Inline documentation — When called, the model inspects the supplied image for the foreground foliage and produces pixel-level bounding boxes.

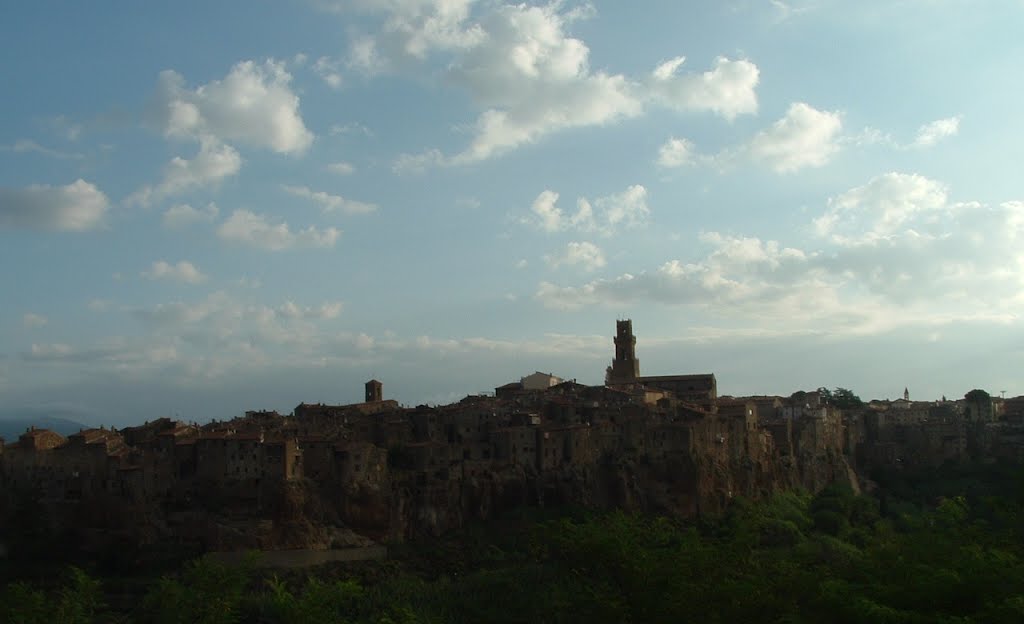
[4,464,1024,623]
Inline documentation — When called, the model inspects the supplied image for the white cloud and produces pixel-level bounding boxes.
[131,138,241,205]
[536,173,1024,335]
[152,59,313,154]
[845,126,895,148]
[530,190,564,233]
[445,3,642,163]
[373,3,758,167]
[746,102,842,172]
[348,34,388,74]
[313,56,343,89]
[117,291,353,378]
[279,300,344,319]
[647,56,760,120]
[339,0,484,73]
[142,260,208,284]
[1,139,83,160]
[598,185,649,232]
[25,343,74,361]
[911,115,961,149]
[0,179,108,231]
[281,185,377,215]
[217,210,340,250]
[814,172,949,245]
[546,241,606,272]
[526,184,648,235]
[326,161,355,175]
[393,148,446,174]
[162,202,220,229]
[329,122,373,137]
[23,313,48,328]
[48,115,83,141]
[537,234,812,311]
[768,0,814,23]
[657,137,695,168]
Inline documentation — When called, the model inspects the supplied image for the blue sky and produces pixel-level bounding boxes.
[2,1,1023,426]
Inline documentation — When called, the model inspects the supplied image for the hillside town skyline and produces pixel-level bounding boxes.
[1,317,1012,430]
[4,317,1021,559]
[2,318,1012,433]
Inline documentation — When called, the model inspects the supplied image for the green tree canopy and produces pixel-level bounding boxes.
[965,388,991,402]
[818,387,863,409]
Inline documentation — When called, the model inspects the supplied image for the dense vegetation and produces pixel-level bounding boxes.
[3,463,1024,623]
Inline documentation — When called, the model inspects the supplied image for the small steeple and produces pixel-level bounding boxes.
[903,387,909,401]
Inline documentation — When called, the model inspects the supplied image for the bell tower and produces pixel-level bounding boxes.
[606,319,640,385]
[365,379,383,403]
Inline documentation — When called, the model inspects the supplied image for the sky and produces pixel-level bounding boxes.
[2,1,1023,427]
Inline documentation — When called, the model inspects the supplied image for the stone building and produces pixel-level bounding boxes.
[606,319,640,385]
[521,371,565,391]
[365,379,383,403]
[604,319,717,411]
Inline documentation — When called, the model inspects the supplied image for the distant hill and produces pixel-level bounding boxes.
[0,409,90,442]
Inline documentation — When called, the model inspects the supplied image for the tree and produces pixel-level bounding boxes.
[818,387,863,409]
[965,389,991,403]
[833,388,863,409]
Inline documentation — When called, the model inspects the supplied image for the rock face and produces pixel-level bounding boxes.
[8,385,1024,559]
[0,379,880,559]
[290,406,858,543]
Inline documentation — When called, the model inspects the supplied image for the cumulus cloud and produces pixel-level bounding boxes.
[443,3,642,162]
[326,161,355,175]
[646,56,759,119]
[657,137,695,168]
[313,56,343,89]
[545,241,606,272]
[338,0,484,73]
[151,59,313,154]
[23,313,48,328]
[537,234,812,311]
[162,202,219,229]
[217,209,340,250]
[1,139,83,160]
[23,343,74,361]
[530,190,567,233]
[392,148,447,174]
[536,173,1024,334]
[142,260,208,284]
[814,172,949,245]
[684,108,955,173]
[329,122,373,137]
[910,115,961,149]
[0,179,108,231]
[526,185,648,235]
[746,102,842,172]
[281,185,377,215]
[279,300,344,319]
[128,292,349,368]
[131,138,241,205]
[19,340,179,368]
[598,185,650,232]
[375,2,758,167]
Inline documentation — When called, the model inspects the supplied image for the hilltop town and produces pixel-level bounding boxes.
[2,320,1023,556]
